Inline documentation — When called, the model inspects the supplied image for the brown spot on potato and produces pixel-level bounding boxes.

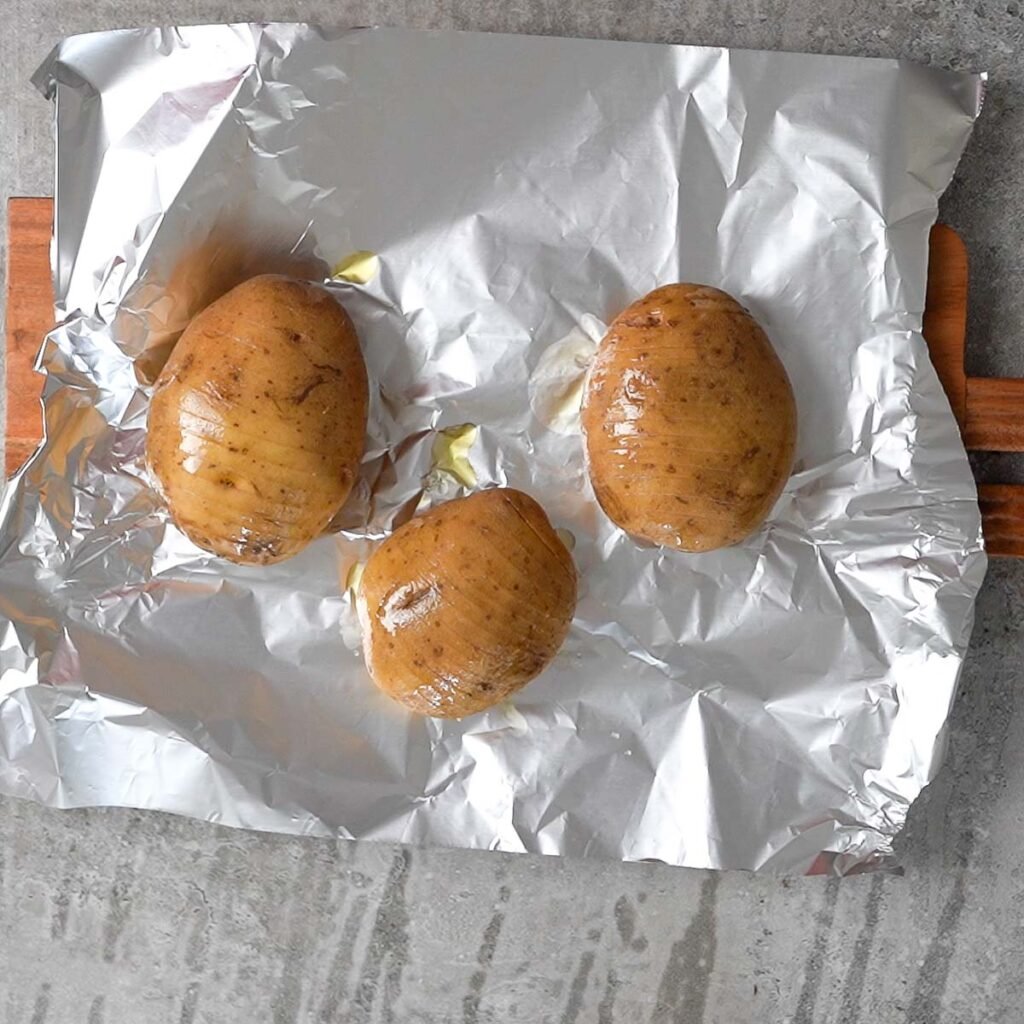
[293,375,325,405]
[622,310,664,329]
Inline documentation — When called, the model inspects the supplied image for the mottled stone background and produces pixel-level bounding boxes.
[2,2,1023,1021]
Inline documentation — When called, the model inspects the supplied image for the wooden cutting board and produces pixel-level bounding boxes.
[5,196,1024,555]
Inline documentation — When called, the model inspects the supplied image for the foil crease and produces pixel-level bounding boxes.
[0,25,987,872]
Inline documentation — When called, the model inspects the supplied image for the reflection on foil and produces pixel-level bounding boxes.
[0,26,987,873]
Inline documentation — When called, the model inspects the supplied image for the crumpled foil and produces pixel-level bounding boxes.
[0,25,987,873]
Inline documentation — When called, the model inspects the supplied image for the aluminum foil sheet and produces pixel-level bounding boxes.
[0,25,986,873]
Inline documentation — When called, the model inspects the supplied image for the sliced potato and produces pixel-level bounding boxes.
[582,283,797,552]
[147,274,368,564]
[358,488,577,718]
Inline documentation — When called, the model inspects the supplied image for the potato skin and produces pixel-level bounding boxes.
[581,284,797,552]
[147,275,368,564]
[358,488,577,718]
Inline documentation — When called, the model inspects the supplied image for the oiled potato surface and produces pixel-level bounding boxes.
[359,488,577,718]
[148,275,368,564]
[582,284,796,552]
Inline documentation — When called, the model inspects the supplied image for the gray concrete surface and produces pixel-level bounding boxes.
[2,2,1024,1022]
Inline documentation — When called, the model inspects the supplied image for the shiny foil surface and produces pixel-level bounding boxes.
[0,25,986,872]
